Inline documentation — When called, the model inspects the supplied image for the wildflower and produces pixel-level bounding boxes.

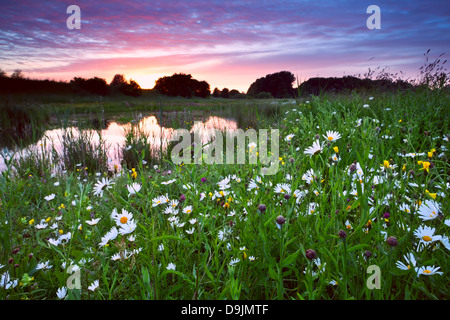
[44,194,56,201]
[387,236,398,247]
[274,183,291,195]
[415,265,443,277]
[186,228,195,234]
[167,263,176,271]
[113,209,134,226]
[305,249,316,260]
[131,168,137,180]
[257,204,266,213]
[333,146,339,153]
[161,179,176,185]
[229,258,240,266]
[339,230,347,239]
[276,215,286,229]
[396,253,417,271]
[86,280,100,292]
[36,261,53,270]
[98,227,118,247]
[285,134,295,142]
[414,225,442,248]
[29,219,35,225]
[118,220,137,235]
[323,131,341,142]
[56,287,67,299]
[127,182,141,195]
[183,205,193,214]
[417,200,441,221]
[86,218,101,226]
[304,140,322,156]
[93,177,114,197]
[344,220,352,230]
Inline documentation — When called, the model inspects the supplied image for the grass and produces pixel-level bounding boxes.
[0,88,448,300]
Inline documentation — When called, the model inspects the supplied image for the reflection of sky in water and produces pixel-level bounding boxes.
[0,115,238,172]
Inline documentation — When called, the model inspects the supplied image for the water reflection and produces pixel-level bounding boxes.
[0,114,238,172]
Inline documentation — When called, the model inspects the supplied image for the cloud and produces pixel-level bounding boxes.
[0,0,449,91]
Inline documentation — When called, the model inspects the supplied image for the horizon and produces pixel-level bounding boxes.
[1,1,449,92]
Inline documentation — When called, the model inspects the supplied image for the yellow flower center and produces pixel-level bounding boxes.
[120,216,128,224]
[328,136,333,141]
[346,225,351,229]
[422,235,432,242]
[423,270,431,274]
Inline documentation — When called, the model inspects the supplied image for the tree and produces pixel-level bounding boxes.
[109,74,142,96]
[70,77,109,95]
[247,71,295,98]
[212,87,221,97]
[0,68,7,78]
[220,88,229,98]
[11,69,24,79]
[153,73,211,98]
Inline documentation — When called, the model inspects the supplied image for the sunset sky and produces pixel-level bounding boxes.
[1,0,449,92]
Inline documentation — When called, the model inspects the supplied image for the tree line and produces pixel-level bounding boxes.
[1,67,443,99]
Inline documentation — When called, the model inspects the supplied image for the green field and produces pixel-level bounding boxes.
[0,88,449,300]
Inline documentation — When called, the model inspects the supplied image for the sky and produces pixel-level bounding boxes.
[1,0,449,92]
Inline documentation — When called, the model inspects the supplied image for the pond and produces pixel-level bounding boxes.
[0,111,240,173]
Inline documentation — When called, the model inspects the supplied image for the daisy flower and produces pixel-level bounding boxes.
[285,134,295,142]
[396,253,417,271]
[56,287,67,299]
[113,209,134,226]
[88,280,99,292]
[229,258,240,267]
[417,200,441,221]
[44,194,56,201]
[304,140,322,156]
[168,199,179,208]
[86,218,101,226]
[186,227,195,234]
[217,177,231,190]
[127,182,141,195]
[93,177,114,197]
[301,169,316,184]
[415,265,443,277]
[323,131,341,142]
[152,195,168,207]
[414,225,442,248]
[161,179,176,185]
[118,220,137,235]
[98,227,118,247]
[183,205,193,214]
[167,263,176,271]
[36,261,53,270]
[274,183,291,195]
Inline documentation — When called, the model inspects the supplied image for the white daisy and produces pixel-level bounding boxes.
[56,287,67,299]
[167,263,176,270]
[44,194,55,201]
[417,200,441,221]
[415,265,443,277]
[127,182,141,195]
[86,218,101,226]
[93,177,114,197]
[88,280,99,292]
[323,131,341,142]
[304,140,322,156]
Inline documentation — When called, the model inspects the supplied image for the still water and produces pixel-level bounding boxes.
[0,113,239,172]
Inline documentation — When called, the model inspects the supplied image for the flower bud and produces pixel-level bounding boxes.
[258,204,266,213]
[276,215,286,225]
[305,249,316,260]
[387,236,398,247]
[338,230,347,239]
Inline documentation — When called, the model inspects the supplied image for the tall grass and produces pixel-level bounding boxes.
[0,88,448,301]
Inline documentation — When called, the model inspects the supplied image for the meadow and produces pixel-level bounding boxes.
[0,87,448,300]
